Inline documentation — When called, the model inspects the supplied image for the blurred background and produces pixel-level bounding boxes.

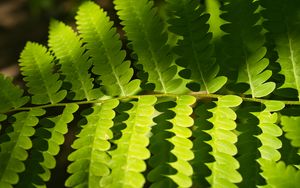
[0,0,118,79]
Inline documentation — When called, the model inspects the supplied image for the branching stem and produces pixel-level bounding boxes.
[5,93,300,113]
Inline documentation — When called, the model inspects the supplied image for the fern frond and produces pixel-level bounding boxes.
[260,0,300,100]
[65,100,119,188]
[17,104,78,188]
[260,161,300,188]
[19,42,67,104]
[114,0,183,93]
[167,95,196,187]
[147,100,177,188]
[281,116,300,153]
[1,1,300,187]
[192,102,214,187]
[48,20,102,101]
[167,0,227,93]
[220,0,275,98]
[205,0,225,40]
[76,1,140,97]
[100,96,156,188]
[255,101,284,164]
[0,109,45,188]
[236,105,264,187]
[0,75,29,113]
[205,95,242,187]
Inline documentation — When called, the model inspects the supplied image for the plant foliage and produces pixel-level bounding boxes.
[0,0,300,187]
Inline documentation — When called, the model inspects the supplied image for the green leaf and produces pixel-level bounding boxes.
[76,1,140,97]
[205,95,242,187]
[263,101,285,111]
[236,106,265,187]
[220,0,275,98]
[0,109,45,188]
[17,104,78,188]
[101,96,156,188]
[237,47,275,98]
[281,116,300,151]
[0,114,6,122]
[167,0,227,93]
[48,20,102,101]
[260,161,300,188]
[114,0,184,93]
[167,95,196,187]
[254,103,283,166]
[147,100,177,188]
[261,0,300,100]
[217,95,242,107]
[65,100,119,188]
[19,42,67,104]
[205,0,225,40]
[0,114,6,131]
[0,75,29,113]
[192,102,214,187]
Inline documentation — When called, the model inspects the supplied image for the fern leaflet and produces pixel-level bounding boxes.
[167,0,227,93]
[48,20,102,101]
[220,0,275,98]
[114,0,183,93]
[167,95,196,187]
[76,1,140,97]
[101,96,156,188]
[235,105,264,187]
[17,104,78,188]
[147,100,177,188]
[19,42,67,104]
[260,161,300,188]
[261,0,300,100]
[0,1,300,187]
[65,100,118,188]
[256,101,284,164]
[192,102,215,187]
[0,109,45,188]
[205,95,242,187]
[281,116,300,154]
[0,75,29,113]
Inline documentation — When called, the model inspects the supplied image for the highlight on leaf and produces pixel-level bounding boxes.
[19,42,67,104]
[76,1,140,97]
[65,100,118,188]
[100,96,156,188]
[167,95,196,187]
[256,101,284,164]
[205,95,243,187]
[260,160,300,188]
[48,20,102,101]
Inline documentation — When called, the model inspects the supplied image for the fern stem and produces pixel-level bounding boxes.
[5,94,300,113]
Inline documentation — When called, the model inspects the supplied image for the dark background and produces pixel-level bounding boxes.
[0,0,117,79]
